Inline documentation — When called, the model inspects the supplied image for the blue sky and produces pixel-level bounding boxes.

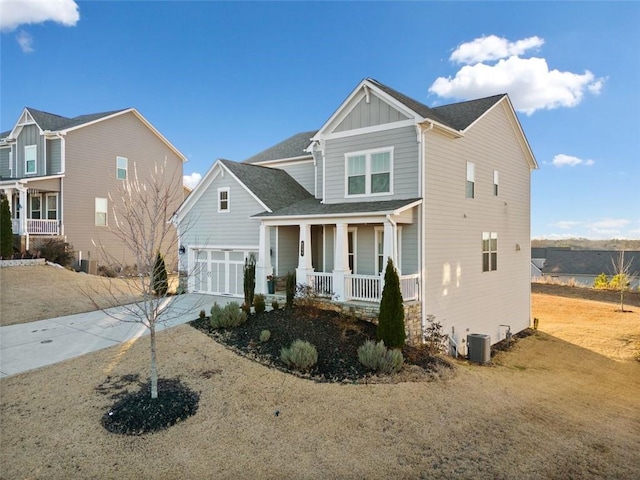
[1,1,638,239]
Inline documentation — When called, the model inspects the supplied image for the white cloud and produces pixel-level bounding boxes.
[552,220,583,229]
[551,154,595,168]
[16,29,33,52]
[183,172,202,190]
[0,0,79,32]
[429,35,605,115]
[590,218,630,230]
[450,35,544,64]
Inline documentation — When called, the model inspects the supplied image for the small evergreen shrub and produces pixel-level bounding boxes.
[37,238,75,268]
[285,272,296,308]
[376,258,405,349]
[152,251,168,296]
[199,309,206,319]
[593,272,609,289]
[357,340,404,374]
[280,339,318,371]
[0,194,13,259]
[271,299,280,310]
[259,329,271,342]
[210,302,247,329]
[253,294,266,315]
[243,254,256,308]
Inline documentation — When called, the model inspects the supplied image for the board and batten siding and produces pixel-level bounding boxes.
[0,147,10,177]
[46,139,62,175]
[16,125,44,177]
[323,125,419,204]
[422,101,532,346]
[334,93,410,132]
[63,111,183,268]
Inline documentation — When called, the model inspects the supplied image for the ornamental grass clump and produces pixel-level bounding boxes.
[259,329,271,343]
[253,294,266,315]
[280,339,318,371]
[357,340,404,375]
[210,302,247,329]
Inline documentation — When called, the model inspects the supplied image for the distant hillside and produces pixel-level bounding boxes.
[532,238,640,250]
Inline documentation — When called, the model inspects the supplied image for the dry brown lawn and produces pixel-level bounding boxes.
[1,268,639,479]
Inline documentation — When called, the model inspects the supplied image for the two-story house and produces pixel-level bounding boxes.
[0,107,186,268]
[175,78,538,349]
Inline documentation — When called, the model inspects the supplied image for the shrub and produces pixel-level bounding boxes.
[271,299,280,310]
[241,302,251,315]
[593,272,609,289]
[609,273,630,291]
[259,329,271,342]
[357,340,404,374]
[210,302,247,329]
[280,339,318,371]
[423,315,447,355]
[38,238,75,268]
[376,258,405,349]
[152,251,168,296]
[199,309,206,319]
[253,294,266,314]
[285,271,296,308]
[0,194,12,259]
[243,254,256,308]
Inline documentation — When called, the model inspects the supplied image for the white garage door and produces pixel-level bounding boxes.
[192,249,255,296]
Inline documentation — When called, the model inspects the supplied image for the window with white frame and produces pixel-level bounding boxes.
[30,195,41,219]
[116,156,128,180]
[466,162,475,198]
[482,232,498,272]
[25,145,37,175]
[493,170,499,196]
[95,197,107,226]
[46,194,58,220]
[348,228,357,272]
[375,227,384,275]
[218,187,230,212]
[346,148,393,197]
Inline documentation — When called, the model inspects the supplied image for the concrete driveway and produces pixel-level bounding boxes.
[0,294,234,378]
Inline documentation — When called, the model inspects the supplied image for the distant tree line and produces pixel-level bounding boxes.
[532,238,640,251]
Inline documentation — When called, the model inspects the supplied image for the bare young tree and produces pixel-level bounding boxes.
[610,250,637,313]
[86,160,193,399]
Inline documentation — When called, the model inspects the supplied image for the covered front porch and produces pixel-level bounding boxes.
[254,199,422,304]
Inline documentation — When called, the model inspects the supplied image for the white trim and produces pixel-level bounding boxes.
[348,227,357,273]
[344,146,394,198]
[116,156,128,180]
[95,197,108,226]
[29,193,42,219]
[247,156,313,167]
[323,119,416,141]
[0,174,64,187]
[374,226,384,276]
[24,145,37,175]
[45,193,58,220]
[217,187,230,213]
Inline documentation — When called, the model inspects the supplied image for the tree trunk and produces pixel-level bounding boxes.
[150,323,158,399]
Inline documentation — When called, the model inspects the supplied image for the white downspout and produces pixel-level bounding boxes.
[418,122,433,332]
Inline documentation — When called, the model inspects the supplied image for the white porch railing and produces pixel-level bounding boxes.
[346,274,381,302]
[11,219,60,235]
[400,274,420,301]
[307,272,334,297]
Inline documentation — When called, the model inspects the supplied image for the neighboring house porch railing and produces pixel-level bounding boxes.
[307,272,419,303]
[11,219,60,235]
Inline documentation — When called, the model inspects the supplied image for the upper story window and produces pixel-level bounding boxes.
[218,187,230,212]
[95,197,108,226]
[25,145,37,175]
[116,156,128,180]
[345,147,393,197]
[482,231,498,272]
[493,170,499,196]
[466,162,475,198]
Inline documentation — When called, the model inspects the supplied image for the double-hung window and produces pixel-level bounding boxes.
[346,148,393,197]
[46,194,58,220]
[482,232,498,272]
[466,162,475,198]
[95,198,108,226]
[493,170,499,196]
[218,187,230,212]
[116,156,128,180]
[25,145,37,175]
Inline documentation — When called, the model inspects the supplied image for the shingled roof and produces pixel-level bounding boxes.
[253,197,421,218]
[542,249,640,276]
[244,130,317,164]
[220,159,313,212]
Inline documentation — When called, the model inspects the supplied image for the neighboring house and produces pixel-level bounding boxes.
[176,78,538,349]
[0,107,186,267]
[536,248,640,289]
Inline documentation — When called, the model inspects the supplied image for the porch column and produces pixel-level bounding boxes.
[18,186,27,237]
[256,223,273,295]
[295,223,313,286]
[332,222,350,301]
[383,220,396,271]
[3,188,13,215]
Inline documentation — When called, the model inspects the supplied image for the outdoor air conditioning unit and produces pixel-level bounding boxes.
[467,333,491,364]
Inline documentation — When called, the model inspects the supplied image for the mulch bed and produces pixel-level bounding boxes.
[190,305,453,383]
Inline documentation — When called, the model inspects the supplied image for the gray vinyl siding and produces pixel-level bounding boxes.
[313,150,323,199]
[334,93,410,132]
[422,101,532,345]
[273,161,314,195]
[63,111,183,268]
[46,139,62,174]
[323,125,419,204]
[324,225,335,271]
[400,210,419,275]
[16,125,44,177]
[277,225,299,275]
[179,170,263,249]
[354,225,375,275]
[0,147,10,177]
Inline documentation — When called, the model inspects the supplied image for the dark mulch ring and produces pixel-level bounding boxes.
[491,328,536,355]
[190,306,453,383]
[101,378,200,435]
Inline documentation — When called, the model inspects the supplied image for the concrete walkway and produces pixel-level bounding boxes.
[0,294,234,378]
